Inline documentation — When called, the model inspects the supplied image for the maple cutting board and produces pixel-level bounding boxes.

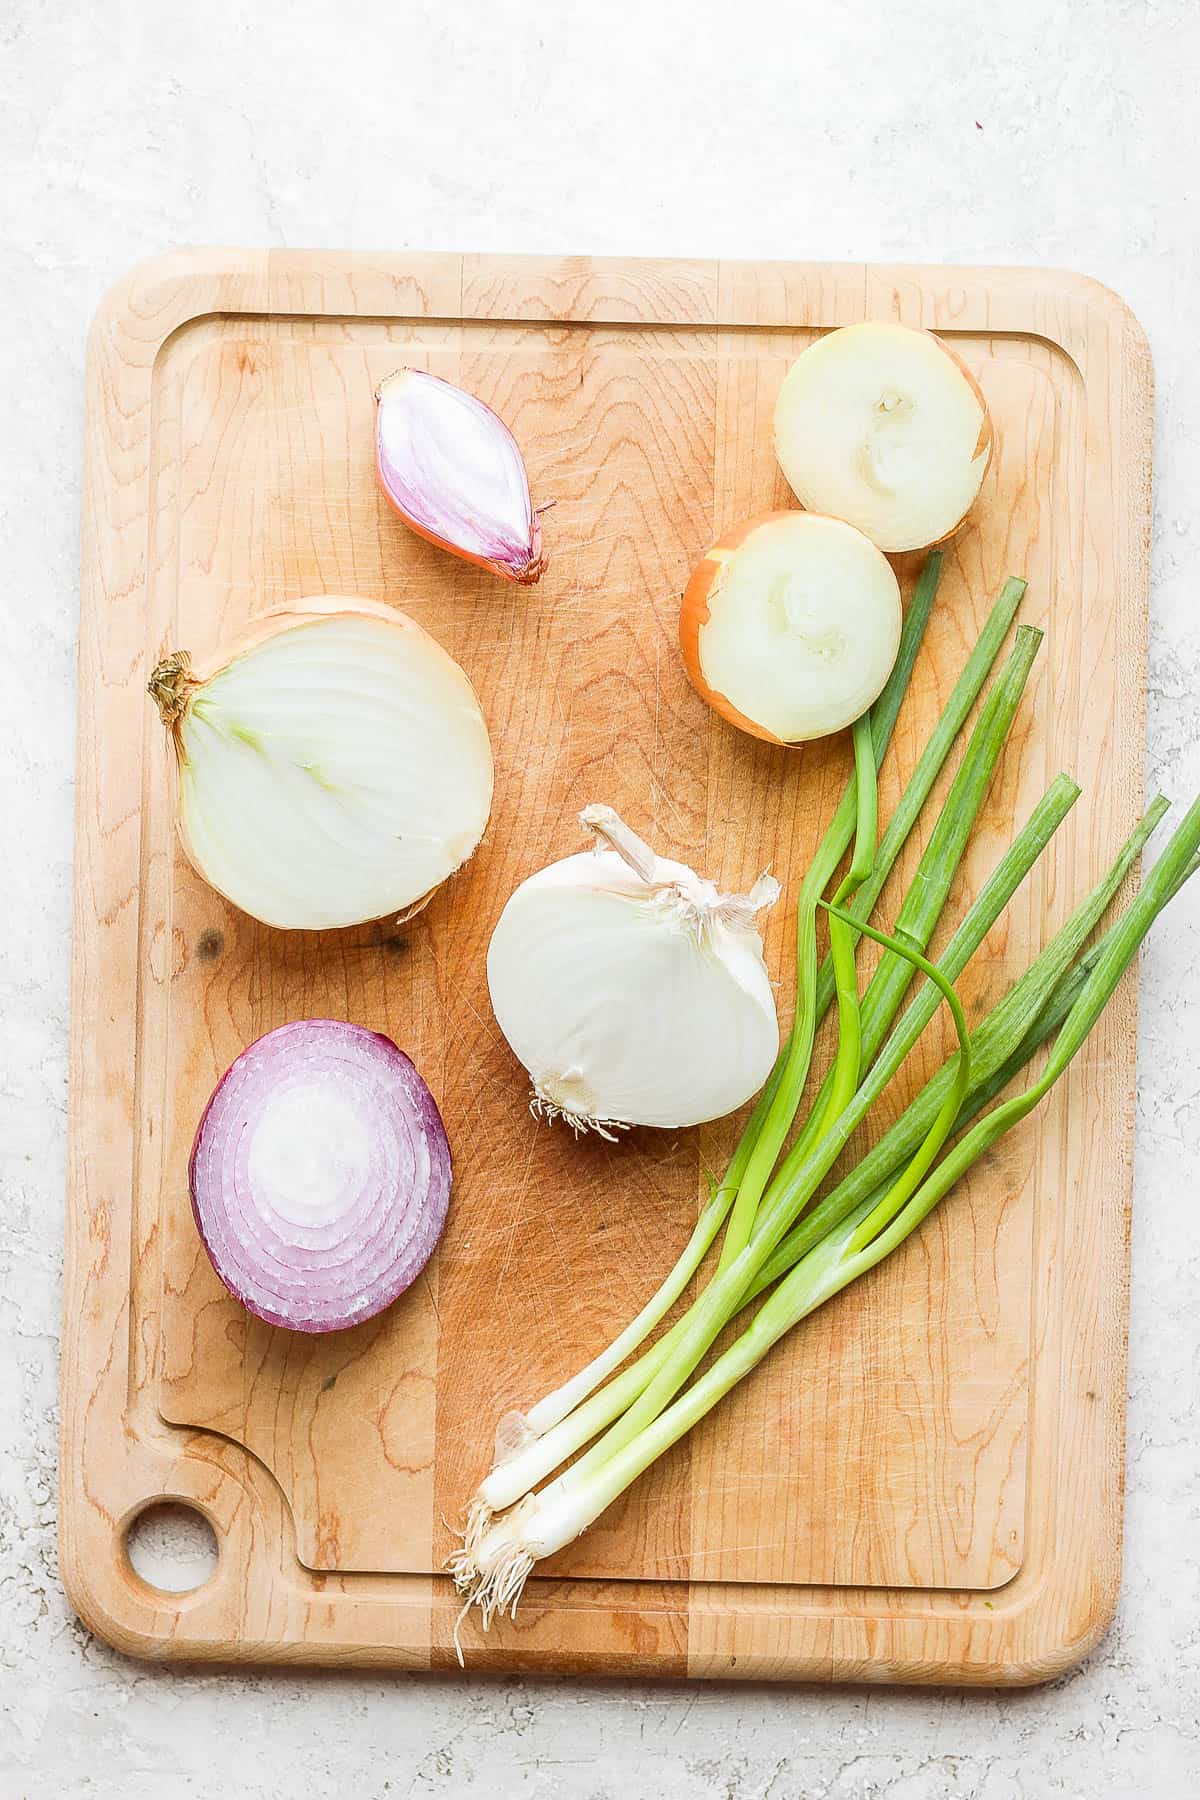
[62,250,1152,1682]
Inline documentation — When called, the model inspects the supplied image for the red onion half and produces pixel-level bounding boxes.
[189,1019,451,1333]
[375,368,547,584]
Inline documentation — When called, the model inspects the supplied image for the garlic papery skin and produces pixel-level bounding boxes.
[375,368,547,584]
[149,597,494,931]
[486,806,781,1134]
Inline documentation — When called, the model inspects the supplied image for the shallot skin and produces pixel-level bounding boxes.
[188,1019,452,1334]
[375,367,547,584]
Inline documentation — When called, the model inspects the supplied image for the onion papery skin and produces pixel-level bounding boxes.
[189,1019,452,1333]
[151,597,494,931]
[679,511,902,746]
[376,369,547,584]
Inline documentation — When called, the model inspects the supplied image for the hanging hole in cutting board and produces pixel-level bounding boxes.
[125,1502,219,1594]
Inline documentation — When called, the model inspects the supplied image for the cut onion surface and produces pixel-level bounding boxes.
[148,597,494,931]
[189,1019,452,1333]
[376,368,547,584]
[679,511,902,745]
[774,322,993,552]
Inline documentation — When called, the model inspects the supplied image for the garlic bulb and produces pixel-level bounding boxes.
[486,807,781,1134]
[148,597,494,930]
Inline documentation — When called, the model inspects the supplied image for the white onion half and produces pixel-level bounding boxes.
[774,322,993,552]
[487,806,780,1133]
[189,1019,452,1333]
[679,511,902,745]
[149,597,494,930]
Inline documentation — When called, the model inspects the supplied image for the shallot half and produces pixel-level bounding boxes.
[376,368,547,583]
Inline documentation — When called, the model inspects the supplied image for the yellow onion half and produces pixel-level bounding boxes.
[149,596,494,930]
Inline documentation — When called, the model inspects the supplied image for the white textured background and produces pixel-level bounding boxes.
[3,1,1200,1795]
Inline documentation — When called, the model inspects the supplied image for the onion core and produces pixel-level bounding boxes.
[189,1019,452,1333]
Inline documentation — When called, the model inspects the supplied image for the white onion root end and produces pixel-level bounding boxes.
[529,1090,631,1142]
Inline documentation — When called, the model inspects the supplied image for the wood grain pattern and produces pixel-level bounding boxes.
[62,251,1152,1681]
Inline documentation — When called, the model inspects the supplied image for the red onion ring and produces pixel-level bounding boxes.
[189,1019,451,1333]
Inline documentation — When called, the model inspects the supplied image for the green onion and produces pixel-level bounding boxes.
[721,565,1023,1263]
[847,709,880,888]
[853,791,1200,1256]
[769,759,1076,1234]
[812,576,1027,1022]
[747,614,1045,1244]
[543,775,1076,1506]
[845,626,1043,1057]
[454,798,1199,1613]
[474,697,1071,1520]
[475,772,1077,1522]
[802,712,879,1181]
[735,774,1081,1264]
[817,904,971,1255]
[711,556,946,1276]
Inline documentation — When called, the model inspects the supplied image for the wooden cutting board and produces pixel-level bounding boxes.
[62,250,1151,1682]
